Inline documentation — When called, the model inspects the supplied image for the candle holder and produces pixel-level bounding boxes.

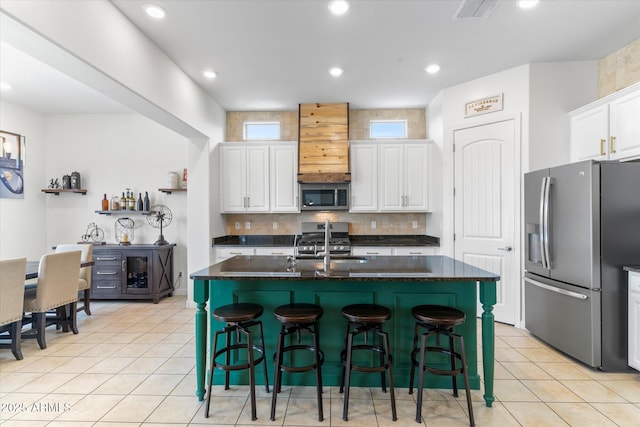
[115,218,135,246]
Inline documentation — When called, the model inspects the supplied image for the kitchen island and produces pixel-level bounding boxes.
[191,255,499,407]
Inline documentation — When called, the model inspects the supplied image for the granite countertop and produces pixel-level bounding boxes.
[191,255,498,282]
[624,266,640,273]
[212,234,440,247]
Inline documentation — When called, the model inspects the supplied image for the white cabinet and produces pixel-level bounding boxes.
[352,246,439,256]
[254,247,295,256]
[215,247,254,263]
[570,83,640,162]
[350,139,430,213]
[270,142,299,212]
[379,141,429,212]
[393,246,439,256]
[352,247,394,256]
[220,143,269,213]
[350,142,378,212]
[629,270,640,371]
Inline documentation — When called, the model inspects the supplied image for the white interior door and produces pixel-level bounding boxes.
[454,120,518,325]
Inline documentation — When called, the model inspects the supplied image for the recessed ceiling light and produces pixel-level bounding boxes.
[517,0,539,9]
[329,67,343,77]
[425,64,440,74]
[328,1,350,16]
[203,70,217,79]
[143,3,166,19]
[0,82,12,91]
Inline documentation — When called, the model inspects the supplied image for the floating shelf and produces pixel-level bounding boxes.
[95,210,150,216]
[158,188,187,194]
[42,188,87,195]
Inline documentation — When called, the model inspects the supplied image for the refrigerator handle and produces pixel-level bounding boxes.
[542,177,552,269]
[524,277,588,300]
[539,177,549,269]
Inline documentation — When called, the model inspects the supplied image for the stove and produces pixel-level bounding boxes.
[296,222,351,257]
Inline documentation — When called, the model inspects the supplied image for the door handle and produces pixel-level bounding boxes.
[498,245,513,252]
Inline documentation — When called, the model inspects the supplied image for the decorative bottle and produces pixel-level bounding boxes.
[120,192,126,210]
[101,194,109,211]
[129,192,136,210]
[143,191,150,212]
[137,193,143,211]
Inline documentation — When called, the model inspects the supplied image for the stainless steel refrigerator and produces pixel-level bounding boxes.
[524,160,640,371]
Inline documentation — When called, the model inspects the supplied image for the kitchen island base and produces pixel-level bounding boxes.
[192,256,497,407]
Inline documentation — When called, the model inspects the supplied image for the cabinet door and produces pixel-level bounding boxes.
[404,143,429,211]
[378,143,404,211]
[570,105,609,162]
[629,272,640,371]
[351,246,393,256]
[394,247,438,256]
[270,143,298,212]
[92,250,123,297]
[123,249,152,295]
[221,145,248,212]
[254,247,295,256]
[215,247,254,263]
[609,89,640,161]
[246,146,270,212]
[350,143,378,212]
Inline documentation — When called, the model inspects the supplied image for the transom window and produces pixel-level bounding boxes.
[243,121,280,140]
[369,120,407,139]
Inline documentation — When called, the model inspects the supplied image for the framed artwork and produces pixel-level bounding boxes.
[0,130,26,199]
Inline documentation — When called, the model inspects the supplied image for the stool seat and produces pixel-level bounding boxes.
[213,302,263,323]
[341,303,391,324]
[274,303,323,324]
[411,305,465,328]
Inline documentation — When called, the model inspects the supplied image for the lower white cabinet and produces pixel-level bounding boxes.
[254,247,295,256]
[629,271,640,371]
[352,246,439,256]
[352,247,394,256]
[393,247,439,256]
[215,247,254,263]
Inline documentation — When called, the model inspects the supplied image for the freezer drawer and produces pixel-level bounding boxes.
[525,274,601,367]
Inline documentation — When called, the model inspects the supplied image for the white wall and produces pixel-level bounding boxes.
[0,100,47,260]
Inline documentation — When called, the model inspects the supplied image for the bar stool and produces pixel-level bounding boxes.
[340,303,396,422]
[205,302,269,421]
[408,304,474,426]
[270,303,324,422]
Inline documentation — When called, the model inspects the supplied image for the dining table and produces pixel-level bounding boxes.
[25,260,94,281]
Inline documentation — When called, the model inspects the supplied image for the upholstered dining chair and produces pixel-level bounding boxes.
[23,250,81,349]
[0,257,27,360]
[55,243,93,315]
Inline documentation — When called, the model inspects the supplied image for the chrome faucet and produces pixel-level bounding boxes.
[316,218,331,271]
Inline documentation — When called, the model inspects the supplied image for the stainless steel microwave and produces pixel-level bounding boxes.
[299,183,349,211]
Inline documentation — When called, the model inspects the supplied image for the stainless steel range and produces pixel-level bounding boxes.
[296,221,351,258]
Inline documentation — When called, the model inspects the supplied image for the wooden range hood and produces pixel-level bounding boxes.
[298,102,350,183]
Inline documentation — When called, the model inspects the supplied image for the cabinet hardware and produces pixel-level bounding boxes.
[96,285,117,289]
[122,260,126,272]
[600,139,606,156]
[96,256,117,261]
[610,136,616,154]
[96,271,117,275]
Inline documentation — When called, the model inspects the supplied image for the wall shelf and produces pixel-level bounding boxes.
[42,188,87,195]
[158,187,187,194]
[95,210,149,216]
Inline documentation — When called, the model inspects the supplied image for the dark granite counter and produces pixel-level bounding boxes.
[624,266,640,273]
[191,255,497,281]
[212,234,440,248]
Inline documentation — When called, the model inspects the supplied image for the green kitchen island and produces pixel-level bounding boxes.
[191,255,499,407]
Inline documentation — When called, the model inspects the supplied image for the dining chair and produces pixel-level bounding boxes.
[0,257,27,360]
[54,243,93,315]
[23,251,81,349]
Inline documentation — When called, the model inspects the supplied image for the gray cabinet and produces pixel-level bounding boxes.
[92,244,174,303]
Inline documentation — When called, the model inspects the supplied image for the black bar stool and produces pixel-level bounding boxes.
[270,303,324,422]
[340,303,396,422]
[205,302,269,421]
[408,304,474,426]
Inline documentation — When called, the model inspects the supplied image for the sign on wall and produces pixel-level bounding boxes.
[465,94,504,117]
[0,130,25,199]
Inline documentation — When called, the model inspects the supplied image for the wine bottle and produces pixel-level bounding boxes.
[129,192,136,210]
[137,193,143,211]
[101,194,109,211]
[143,191,150,212]
[120,192,126,210]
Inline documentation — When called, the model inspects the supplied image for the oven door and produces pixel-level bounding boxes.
[300,184,349,210]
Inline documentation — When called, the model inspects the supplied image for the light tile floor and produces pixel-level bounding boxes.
[1,296,639,426]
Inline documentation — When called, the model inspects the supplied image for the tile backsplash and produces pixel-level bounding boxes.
[223,212,427,236]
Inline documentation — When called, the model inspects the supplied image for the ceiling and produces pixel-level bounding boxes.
[1,0,639,115]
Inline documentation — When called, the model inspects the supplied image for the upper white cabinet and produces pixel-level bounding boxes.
[350,142,378,212]
[350,140,430,213]
[269,142,299,212]
[379,141,429,212]
[570,83,640,162]
[220,143,269,212]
